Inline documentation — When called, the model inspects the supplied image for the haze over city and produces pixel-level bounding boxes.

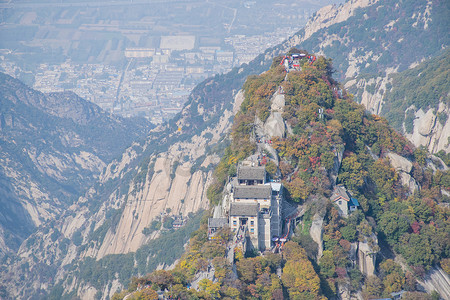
[1,0,341,123]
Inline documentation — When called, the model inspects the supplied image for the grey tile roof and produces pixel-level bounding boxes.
[234,185,272,199]
[237,166,266,181]
[208,218,228,228]
[330,185,350,202]
[230,203,259,216]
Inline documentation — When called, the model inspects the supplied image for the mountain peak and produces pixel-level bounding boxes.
[110,50,449,299]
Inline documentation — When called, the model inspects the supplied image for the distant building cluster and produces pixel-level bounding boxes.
[0,0,318,125]
[1,29,297,124]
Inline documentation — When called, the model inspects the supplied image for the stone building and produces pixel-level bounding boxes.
[228,165,283,251]
[207,218,228,239]
[229,203,259,236]
[236,166,266,185]
[330,185,359,217]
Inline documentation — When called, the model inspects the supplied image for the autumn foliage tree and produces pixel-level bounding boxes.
[281,242,322,299]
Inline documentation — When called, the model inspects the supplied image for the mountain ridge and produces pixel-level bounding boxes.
[0,72,151,255]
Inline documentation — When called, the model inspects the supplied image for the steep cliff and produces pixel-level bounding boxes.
[0,73,150,256]
[94,90,243,258]
[346,50,450,154]
[382,50,450,153]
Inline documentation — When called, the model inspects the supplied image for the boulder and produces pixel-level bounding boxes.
[358,235,378,276]
[428,155,449,171]
[418,109,436,136]
[387,152,413,173]
[270,93,285,112]
[309,214,324,260]
[264,112,285,138]
[399,172,419,193]
[407,105,450,154]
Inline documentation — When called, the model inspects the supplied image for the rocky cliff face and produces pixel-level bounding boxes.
[94,96,240,258]
[0,77,247,298]
[299,0,378,44]
[86,82,245,260]
[344,68,397,116]
[418,267,450,299]
[407,104,450,154]
[0,73,150,257]
[349,51,450,154]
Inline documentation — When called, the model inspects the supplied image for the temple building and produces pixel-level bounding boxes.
[229,166,283,251]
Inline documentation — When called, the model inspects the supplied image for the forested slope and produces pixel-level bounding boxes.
[113,52,449,300]
[279,0,450,153]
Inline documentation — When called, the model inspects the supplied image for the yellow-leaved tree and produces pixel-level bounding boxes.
[281,242,322,299]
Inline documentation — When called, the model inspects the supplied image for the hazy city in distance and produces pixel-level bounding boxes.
[0,0,342,124]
